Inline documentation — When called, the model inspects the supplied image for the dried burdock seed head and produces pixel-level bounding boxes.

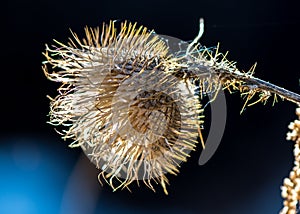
[43,19,300,195]
[43,21,203,194]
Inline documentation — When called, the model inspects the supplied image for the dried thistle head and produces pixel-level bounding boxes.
[43,19,300,195]
[43,21,204,194]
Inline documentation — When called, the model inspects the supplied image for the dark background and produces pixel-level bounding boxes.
[1,0,300,213]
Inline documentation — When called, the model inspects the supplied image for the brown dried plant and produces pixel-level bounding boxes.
[42,20,300,196]
[281,107,300,213]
